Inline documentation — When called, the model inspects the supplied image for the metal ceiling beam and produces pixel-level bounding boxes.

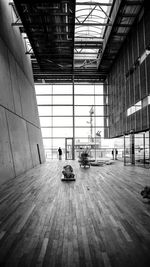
[12,22,112,27]
[75,22,112,26]
[119,13,137,17]
[114,24,133,27]
[31,53,73,56]
[75,36,103,39]
[36,40,73,43]
[32,12,71,15]
[14,0,71,3]
[76,2,112,6]
[124,1,143,5]
[29,32,74,36]
[33,72,103,75]
[74,45,101,49]
[75,41,103,44]
[112,32,128,36]
[74,52,98,54]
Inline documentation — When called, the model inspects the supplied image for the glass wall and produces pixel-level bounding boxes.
[124,131,150,168]
[35,83,112,160]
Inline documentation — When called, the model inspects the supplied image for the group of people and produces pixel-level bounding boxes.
[58,147,119,160]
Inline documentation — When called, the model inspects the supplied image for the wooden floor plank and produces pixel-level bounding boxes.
[0,160,150,267]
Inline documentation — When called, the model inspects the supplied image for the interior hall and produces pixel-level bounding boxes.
[0,1,150,267]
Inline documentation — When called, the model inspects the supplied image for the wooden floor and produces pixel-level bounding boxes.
[0,160,150,267]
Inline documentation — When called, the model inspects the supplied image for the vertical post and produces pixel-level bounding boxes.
[149,130,150,168]
[37,144,42,164]
[143,132,145,166]
[51,84,53,159]
[124,134,126,166]
[65,138,67,160]
[72,73,75,160]
[130,131,135,165]
[94,85,96,160]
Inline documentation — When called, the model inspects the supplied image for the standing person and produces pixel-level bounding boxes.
[112,149,114,160]
[58,147,62,160]
[115,149,118,160]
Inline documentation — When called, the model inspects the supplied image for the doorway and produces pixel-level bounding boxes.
[65,138,74,160]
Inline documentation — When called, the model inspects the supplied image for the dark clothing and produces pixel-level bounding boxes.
[58,147,62,160]
[58,148,62,155]
[115,149,118,159]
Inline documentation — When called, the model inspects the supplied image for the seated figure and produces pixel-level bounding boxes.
[62,165,75,179]
[78,149,90,168]
[141,186,150,199]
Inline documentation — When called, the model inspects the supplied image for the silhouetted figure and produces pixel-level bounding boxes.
[58,147,62,160]
[112,149,114,160]
[115,149,118,160]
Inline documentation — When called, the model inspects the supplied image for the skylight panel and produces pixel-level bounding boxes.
[74,0,113,68]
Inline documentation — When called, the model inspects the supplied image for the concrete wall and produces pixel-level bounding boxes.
[0,0,45,185]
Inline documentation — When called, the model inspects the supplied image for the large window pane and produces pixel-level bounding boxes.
[75,106,94,116]
[36,96,52,105]
[74,84,94,94]
[53,95,72,105]
[53,128,73,137]
[53,84,72,94]
[75,105,103,116]
[95,106,104,116]
[75,138,89,143]
[95,95,103,105]
[95,117,104,127]
[53,106,73,116]
[35,85,52,95]
[75,127,105,138]
[53,117,72,127]
[52,139,65,148]
[45,149,52,159]
[75,117,90,127]
[35,82,108,159]
[39,117,52,127]
[38,106,52,116]
[75,128,93,137]
[75,95,94,105]
[41,128,52,138]
[76,118,104,128]
[43,139,52,148]
[75,117,103,127]
[95,84,103,94]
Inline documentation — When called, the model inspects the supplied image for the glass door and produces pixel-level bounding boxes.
[124,133,135,165]
[65,138,74,160]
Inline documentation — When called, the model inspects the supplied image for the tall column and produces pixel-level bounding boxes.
[72,73,75,160]
[124,134,126,165]
[143,132,145,165]
[130,132,135,165]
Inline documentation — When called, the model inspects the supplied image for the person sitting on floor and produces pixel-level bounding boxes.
[141,186,150,199]
[62,165,75,179]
